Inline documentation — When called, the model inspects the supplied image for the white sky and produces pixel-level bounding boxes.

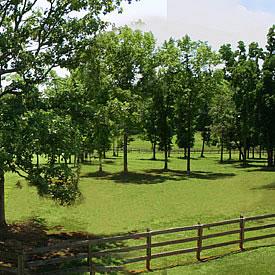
[104,0,275,50]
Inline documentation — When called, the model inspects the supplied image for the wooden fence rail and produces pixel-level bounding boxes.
[0,213,274,274]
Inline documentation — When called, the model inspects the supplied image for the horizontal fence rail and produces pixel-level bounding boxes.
[0,213,274,274]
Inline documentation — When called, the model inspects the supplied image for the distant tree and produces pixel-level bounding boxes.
[82,26,156,172]
[175,36,220,172]
[154,39,180,170]
[256,25,275,167]
[210,81,235,162]
[219,41,263,165]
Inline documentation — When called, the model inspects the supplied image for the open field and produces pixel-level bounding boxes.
[4,140,275,273]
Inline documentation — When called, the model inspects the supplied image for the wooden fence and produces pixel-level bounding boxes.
[0,213,274,274]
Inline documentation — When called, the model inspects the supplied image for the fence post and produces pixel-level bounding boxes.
[146,228,152,270]
[88,240,95,275]
[17,250,25,275]
[239,215,245,250]
[196,222,203,261]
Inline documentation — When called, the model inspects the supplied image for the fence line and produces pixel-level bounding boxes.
[0,213,274,274]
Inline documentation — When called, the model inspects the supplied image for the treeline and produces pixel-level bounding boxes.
[43,25,275,172]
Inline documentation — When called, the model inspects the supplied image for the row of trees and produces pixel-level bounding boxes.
[0,0,273,228]
[50,25,274,174]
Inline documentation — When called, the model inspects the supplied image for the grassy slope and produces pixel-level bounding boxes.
[4,136,275,273]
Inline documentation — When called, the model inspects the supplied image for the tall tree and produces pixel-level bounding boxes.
[256,25,275,167]
[175,36,220,172]
[0,0,136,228]
[220,41,263,165]
[80,26,156,172]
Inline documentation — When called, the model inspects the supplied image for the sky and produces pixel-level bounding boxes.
[104,0,275,50]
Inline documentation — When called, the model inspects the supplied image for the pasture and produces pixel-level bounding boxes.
[4,140,275,273]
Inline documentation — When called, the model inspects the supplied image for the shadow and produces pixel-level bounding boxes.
[144,169,236,181]
[251,182,275,190]
[82,169,236,184]
[139,158,165,162]
[103,160,116,165]
[131,244,275,274]
[81,171,112,178]
[103,171,171,185]
[247,167,275,173]
[0,217,126,274]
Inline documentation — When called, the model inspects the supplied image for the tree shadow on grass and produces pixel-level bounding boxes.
[0,217,126,274]
[165,170,235,180]
[82,169,235,184]
[251,182,275,190]
[247,166,275,173]
[144,169,235,181]
[81,171,112,178]
[137,244,275,274]
[103,171,171,185]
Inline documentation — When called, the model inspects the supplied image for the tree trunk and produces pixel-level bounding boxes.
[36,154,39,168]
[0,168,7,228]
[99,153,103,172]
[220,134,224,163]
[252,147,255,159]
[124,133,128,173]
[184,147,187,158]
[228,148,232,160]
[200,137,205,158]
[187,145,191,173]
[259,145,262,159]
[267,148,274,167]
[113,140,116,157]
[164,144,168,171]
[152,142,156,160]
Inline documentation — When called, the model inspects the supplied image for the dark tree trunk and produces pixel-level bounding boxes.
[267,148,274,167]
[124,133,128,173]
[0,168,7,228]
[36,154,39,168]
[187,145,191,173]
[228,148,232,160]
[252,147,255,159]
[184,147,187,158]
[99,153,103,172]
[200,137,205,158]
[259,145,262,159]
[152,142,156,160]
[220,135,224,163]
[113,141,116,157]
[164,144,168,171]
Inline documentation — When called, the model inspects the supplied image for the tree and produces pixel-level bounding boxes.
[154,39,179,170]
[175,36,220,172]
[219,40,263,165]
[79,26,156,172]
[210,81,235,162]
[0,0,136,228]
[256,25,275,167]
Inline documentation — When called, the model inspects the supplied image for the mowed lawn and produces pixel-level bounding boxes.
[4,143,275,273]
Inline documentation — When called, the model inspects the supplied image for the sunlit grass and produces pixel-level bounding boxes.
[4,140,275,273]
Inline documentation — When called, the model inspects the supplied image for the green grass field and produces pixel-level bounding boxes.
[4,137,275,274]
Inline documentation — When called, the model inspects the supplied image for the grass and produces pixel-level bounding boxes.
[4,138,275,273]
